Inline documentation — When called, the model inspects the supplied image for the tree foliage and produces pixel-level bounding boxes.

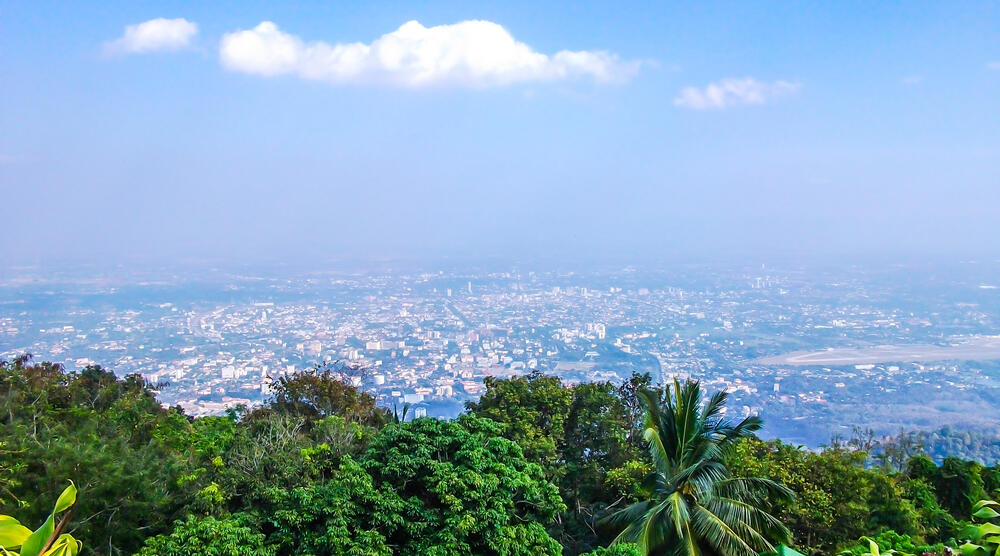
[6,356,1000,556]
[137,515,274,556]
[0,356,194,555]
[466,371,574,476]
[466,372,648,554]
[263,416,565,555]
[606,379,792,556]
[266,361,386,426]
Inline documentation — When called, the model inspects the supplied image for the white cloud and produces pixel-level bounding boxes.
[673,77,801,110]
[988,61,1000,71]
[105,18,198,54]
[219,20,639,88]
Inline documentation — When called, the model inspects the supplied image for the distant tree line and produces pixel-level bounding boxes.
[873,427,1000,467]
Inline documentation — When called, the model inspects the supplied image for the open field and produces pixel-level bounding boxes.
[759,335,1000,366]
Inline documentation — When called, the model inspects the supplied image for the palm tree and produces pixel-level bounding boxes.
[606,379,793,556]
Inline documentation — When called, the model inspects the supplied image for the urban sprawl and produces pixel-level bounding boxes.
[3,263,1000,446]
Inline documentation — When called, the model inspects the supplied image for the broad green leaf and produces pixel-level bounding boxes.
[963,525,985,541]
[41,534,80,556]
[978,523,1000,538]
[53,483,76,514]
[958,542,988,556]
[21,481,77,556]
[19,513,55,556]
[866,537,880,556]
[975,507,1000,520]
[0,517,33,547]
[974,500,1000,513]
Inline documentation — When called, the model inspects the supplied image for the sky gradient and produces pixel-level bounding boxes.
[3,1,1000,265]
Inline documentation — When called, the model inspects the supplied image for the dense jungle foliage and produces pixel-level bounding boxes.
[2,355,999,556]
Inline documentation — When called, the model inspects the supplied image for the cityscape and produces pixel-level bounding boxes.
[4,259,999,446]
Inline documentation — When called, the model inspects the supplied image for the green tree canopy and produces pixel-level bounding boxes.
[606,379,792,556]
[0,356,195,555]
[137,515,274,556]
[265,361,386,426]
[264,415,566,555]
[465,371,574,476]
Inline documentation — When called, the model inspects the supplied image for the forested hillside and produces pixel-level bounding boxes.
[2,355,999,556]
[876,428,1000,466]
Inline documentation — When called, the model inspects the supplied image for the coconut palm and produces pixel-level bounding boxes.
[606,379,793,556]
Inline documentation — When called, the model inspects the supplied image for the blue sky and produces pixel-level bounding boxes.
[2,1,999,265]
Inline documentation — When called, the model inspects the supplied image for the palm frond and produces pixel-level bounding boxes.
[608,381,792,556]
[716,476,795,504]
[691,501,761,556]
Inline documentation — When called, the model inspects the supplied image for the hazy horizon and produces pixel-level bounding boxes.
[3,1,999,265]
